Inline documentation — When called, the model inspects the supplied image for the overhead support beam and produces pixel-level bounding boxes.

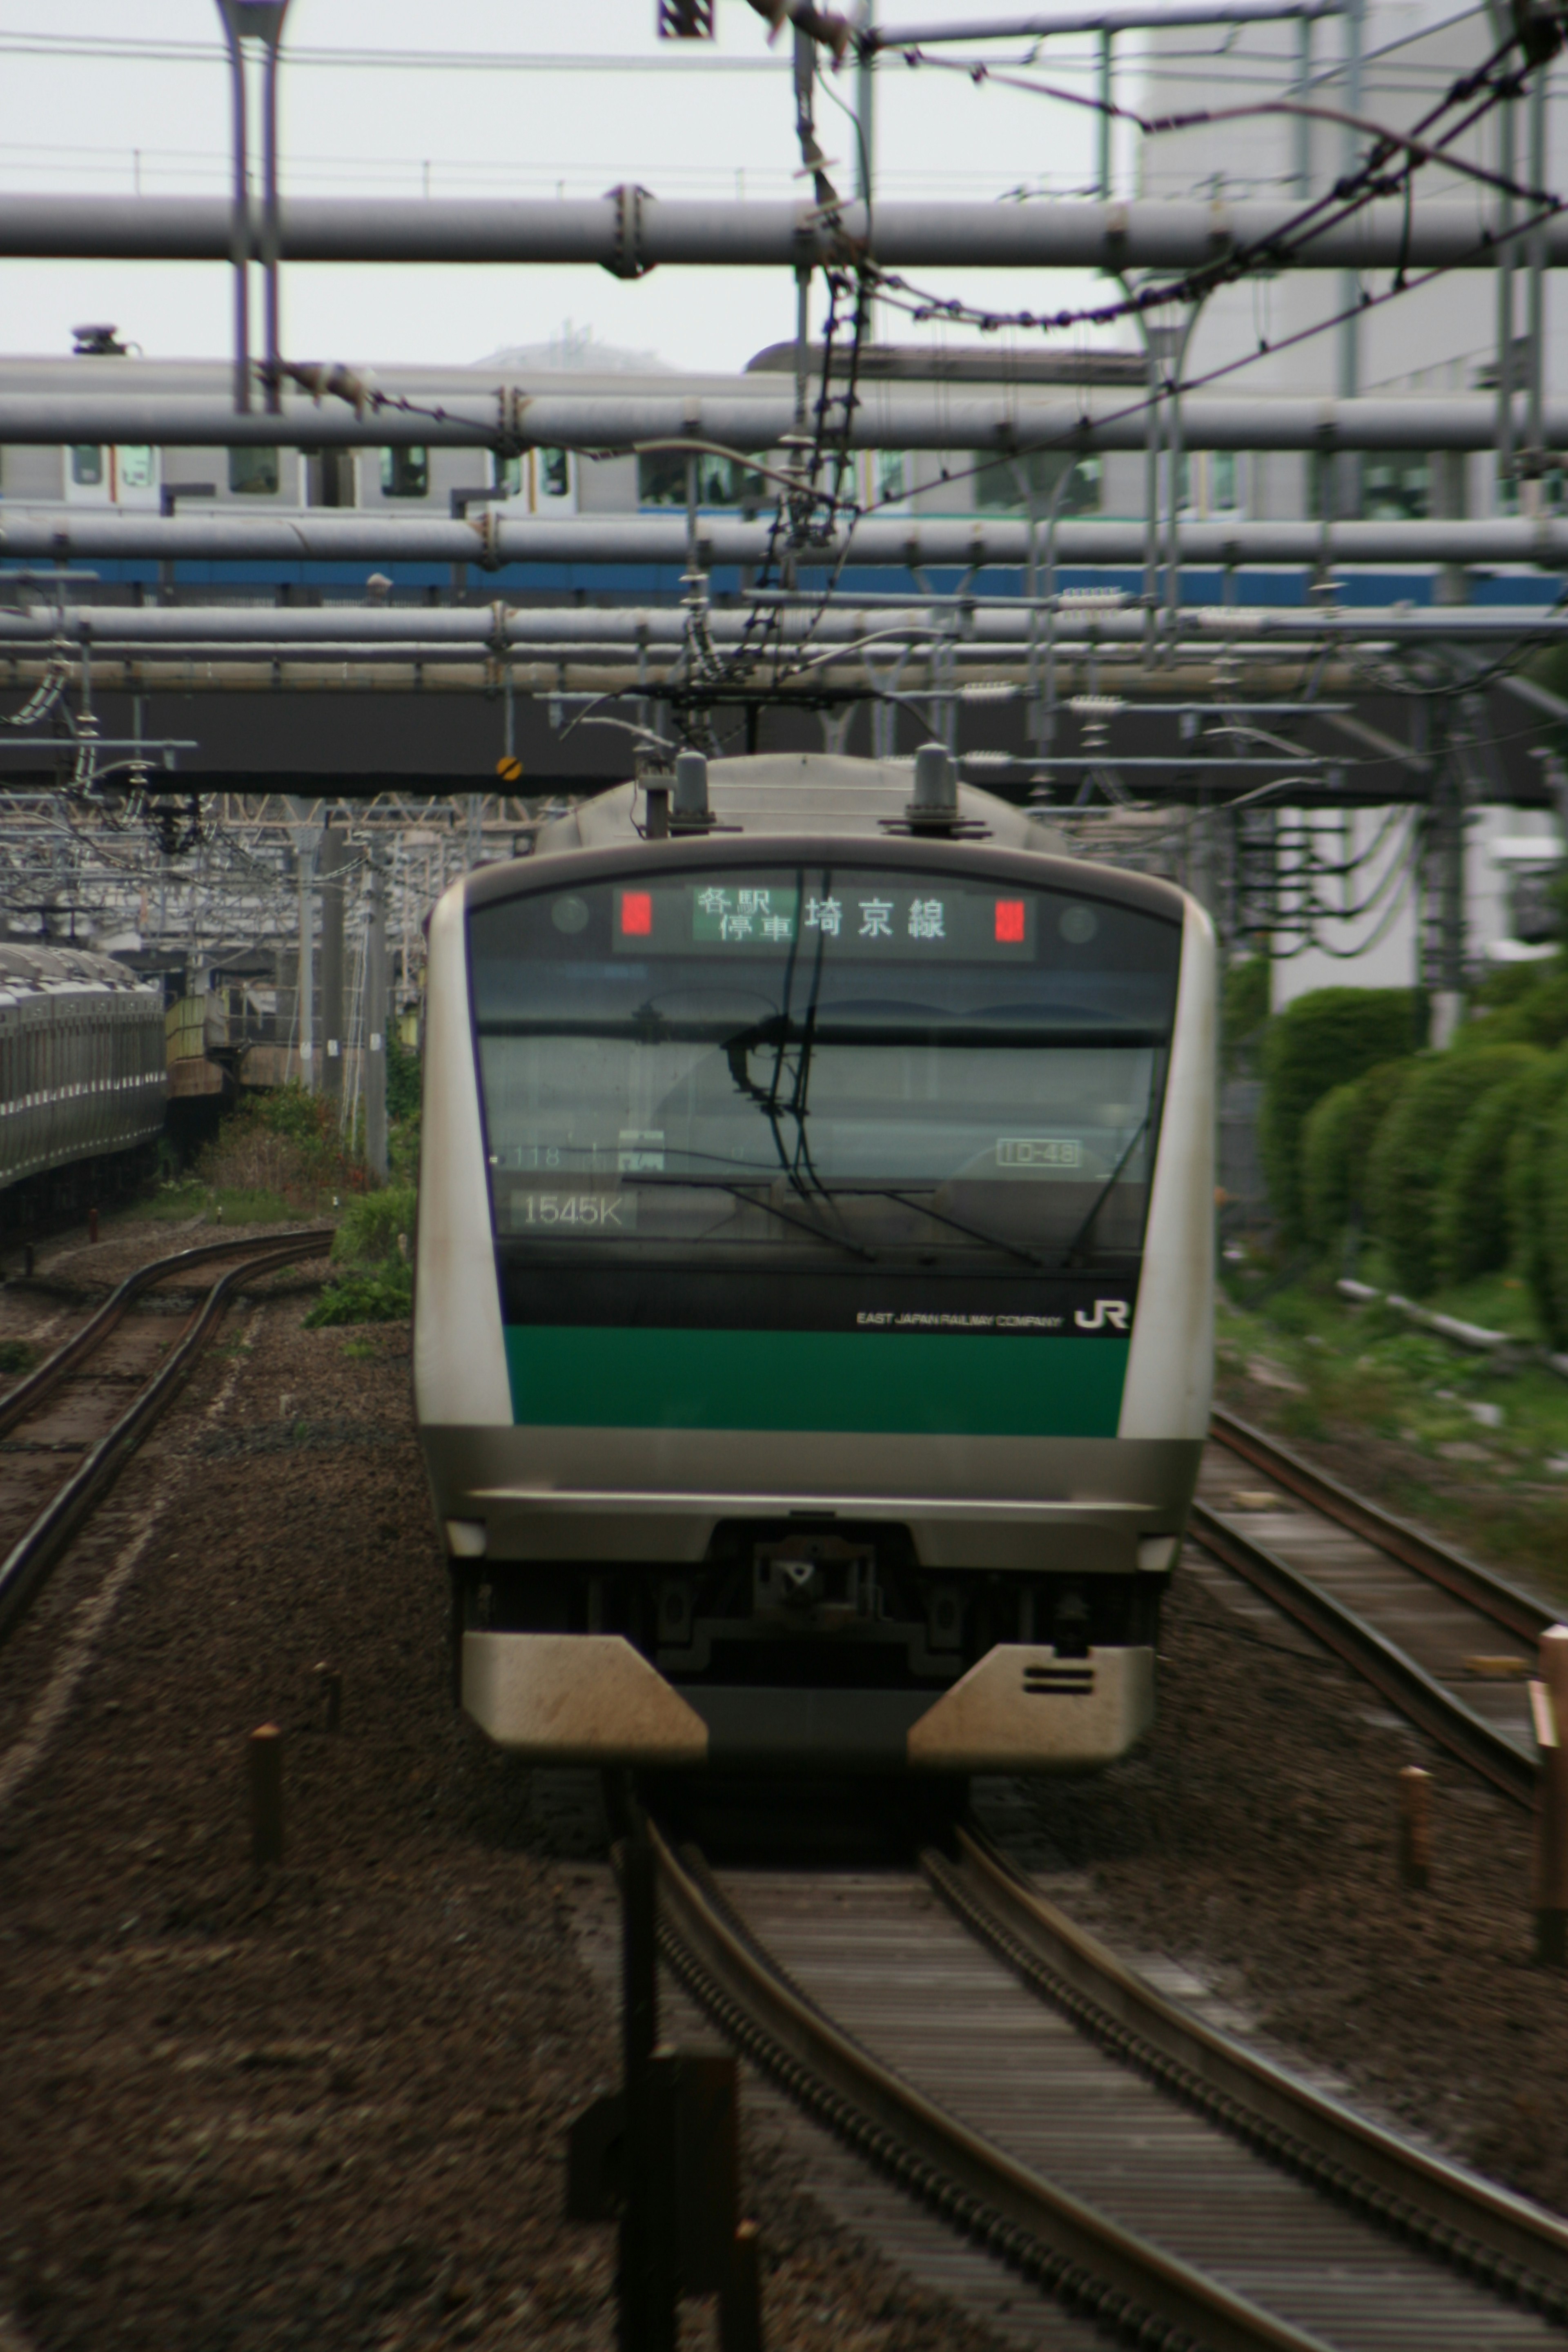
[0,194,1559,272]
[869,0,1341,41]
[2,600,1565,653]
[8,510,1568,569]
[0,390,1561,453]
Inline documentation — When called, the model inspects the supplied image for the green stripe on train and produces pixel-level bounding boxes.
[503,1325,1130,1436]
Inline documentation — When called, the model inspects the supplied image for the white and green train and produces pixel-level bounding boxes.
[414,750,1214,1776]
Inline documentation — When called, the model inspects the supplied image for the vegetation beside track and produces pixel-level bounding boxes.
[1216,1265,1568,1603]
[123,1039,423,1327]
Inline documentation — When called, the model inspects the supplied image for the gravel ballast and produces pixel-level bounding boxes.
[4,1238,1568,2349]
[0,1263,1009,2352]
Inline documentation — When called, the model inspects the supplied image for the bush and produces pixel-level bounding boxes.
[1431,1049,1548,1285]
[1529,1060,1568,1344]
[1364,1043,1539,1295]
[196,1083,368,1210]
[1301,1059,1414,1250]
[1259,987,1425,1241]
[1460,963,1568,1050]
[1221,958,1270,1079]
[304,1264,413,1327]
[1505,1051,1568,1341]
[386,1031,421,1121]
[305,1183,416,1327]
[330,1184,417,1267]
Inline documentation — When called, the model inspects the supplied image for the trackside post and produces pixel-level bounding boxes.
[1397,1766,1431,1891]
[1531,1626,1568,1964]
[248,1723,283,1868]
[621,1824,677,2352]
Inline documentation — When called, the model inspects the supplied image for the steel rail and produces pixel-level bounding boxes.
[928,1824,1568,2316]
[1210,1406,1552,1647]
[646,1816,1336,2352]
[1185,1498,1537,1806]
[0,1228,332,1441]
[0,1232,331,1647]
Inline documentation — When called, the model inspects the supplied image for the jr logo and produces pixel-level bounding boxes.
[1074,1298,1131,1332]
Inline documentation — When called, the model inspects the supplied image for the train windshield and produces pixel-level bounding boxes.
[468,864,1182,1266]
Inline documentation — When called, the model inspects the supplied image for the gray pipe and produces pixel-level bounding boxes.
[0,193,1555,272]
[0,390,1559,454]
[7,512,1568,567]
[2,601,1564,651]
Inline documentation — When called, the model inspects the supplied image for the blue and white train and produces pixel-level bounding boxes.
[0,944,167,1229]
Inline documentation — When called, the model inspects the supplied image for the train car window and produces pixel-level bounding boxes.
[470,866,1182,1266]
[117,446,156,491]
[637,451,766,510]
[381,447,430,499]
[71,446,105,486]
[537,448,571,501]
[230,446,280,496]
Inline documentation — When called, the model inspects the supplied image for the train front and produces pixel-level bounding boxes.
[416,813,1214,1775]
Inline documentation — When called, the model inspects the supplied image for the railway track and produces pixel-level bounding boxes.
[0,1229,332,1645]
[1193,1406,1550,1806]
[610,1412,1568,2349]
[641,1809,1568,2351]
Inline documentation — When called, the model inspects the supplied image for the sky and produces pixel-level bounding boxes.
[0,0,1140,376]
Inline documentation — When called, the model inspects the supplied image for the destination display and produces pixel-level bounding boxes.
[611,875,1038,960]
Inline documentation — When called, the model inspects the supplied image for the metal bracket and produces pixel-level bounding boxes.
[604,184,656,281]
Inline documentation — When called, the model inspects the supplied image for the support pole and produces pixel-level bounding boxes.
[1497,83,1518,498]
[1335,0,1363,521]
[261,27,285,414]
[1527,62,1548,473]
[292,797,315,1091]
[317,822,346,1099]
[365,855,388,1182]
[856,2,875,205]
[1294,11,1312,198]
[794,25,816,433]
[1428,751,1467,1046]
[1097,31,1114,200]
[217,8,251,414]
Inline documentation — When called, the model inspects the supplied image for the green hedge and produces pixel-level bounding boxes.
[1458,966,1568,1051]
[303,1184,418,1328]
[1259,987,1425,1241]
[1528,1054,1568,1343]
[1430,1050,1548,1286]
[1221,958,1270,1079]
[1365,1044,1539,1295]
[1301,1060,1414,1250]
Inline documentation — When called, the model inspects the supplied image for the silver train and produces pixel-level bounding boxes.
[0,944,167,1220]
[414,751,1215,1776]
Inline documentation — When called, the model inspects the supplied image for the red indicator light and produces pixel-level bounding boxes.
[620,891,654,937]
[994,898,1026,944]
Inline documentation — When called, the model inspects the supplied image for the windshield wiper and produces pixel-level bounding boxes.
[1052,1115,1150,1270]
[819,1185,1049,1271]
[624,1174,877,1263]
